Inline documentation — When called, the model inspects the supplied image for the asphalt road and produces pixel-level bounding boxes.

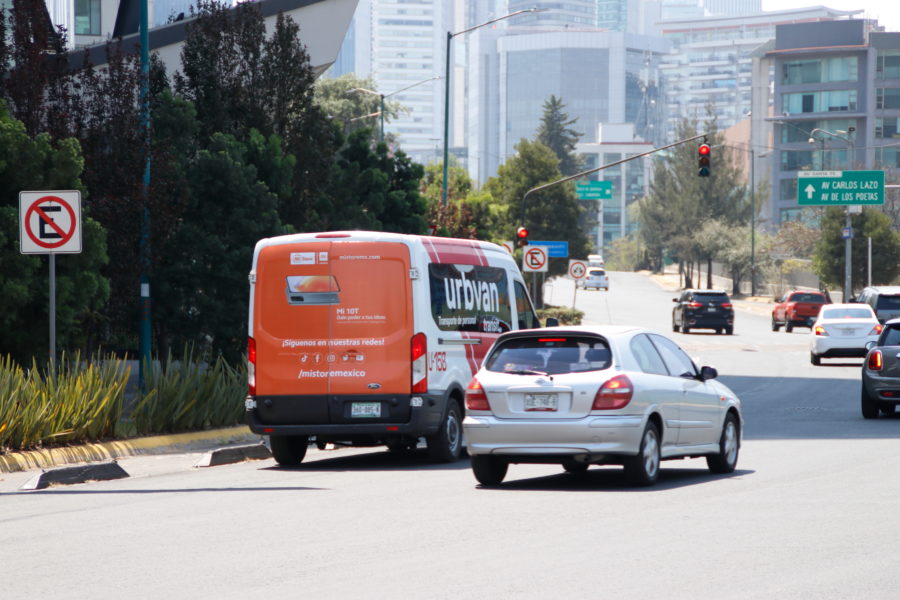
[3,271,900,600]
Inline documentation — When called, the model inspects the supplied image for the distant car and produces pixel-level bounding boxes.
[772,290,829,332]
[861,319,900,418]
[809,303,882,366]
[462,326,743,487]
[672,289,734,334]
[581,267,609,291]
[855,286,900,323]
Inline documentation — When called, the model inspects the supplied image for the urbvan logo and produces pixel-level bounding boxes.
[443,271,500,313]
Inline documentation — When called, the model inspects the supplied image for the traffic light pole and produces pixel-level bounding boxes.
[519,133,708,227]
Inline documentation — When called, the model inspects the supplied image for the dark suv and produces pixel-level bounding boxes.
[672,289,734,335]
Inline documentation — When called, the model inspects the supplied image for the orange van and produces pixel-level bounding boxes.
[245,231,541,465]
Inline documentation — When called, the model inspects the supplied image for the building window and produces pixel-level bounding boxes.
[876,51,900,80]
[781,119,854,144]
[782,90,857,114]
[876,118,900,139]
[780,179,797,203]
[876,88,900,110]
[75,0,101,35]
[875,147,900,169]
[783,57,857,84]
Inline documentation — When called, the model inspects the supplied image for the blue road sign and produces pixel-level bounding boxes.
[529,241,568,257]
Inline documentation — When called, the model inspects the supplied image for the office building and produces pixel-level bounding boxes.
[760,19,900,224]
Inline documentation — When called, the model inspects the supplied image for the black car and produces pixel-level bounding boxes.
[861,318,900,418]
[672,289,734,335]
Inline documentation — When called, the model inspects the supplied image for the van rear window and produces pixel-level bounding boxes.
[429,264,511,333]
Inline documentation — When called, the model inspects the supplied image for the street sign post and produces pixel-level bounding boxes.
[529,240,569,257]
[19,190,83,368]
[575,181,613,201]
[797,170,885,206]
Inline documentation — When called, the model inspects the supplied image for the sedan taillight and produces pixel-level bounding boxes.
[592,374,633,410]
[465,377,491,412]
[814,325,828,336]
[868,350,883,371]
[720,303,733,309]
[870,324,884,336]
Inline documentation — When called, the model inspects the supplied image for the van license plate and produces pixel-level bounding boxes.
[351,402,381,418]
[525,394,558,411]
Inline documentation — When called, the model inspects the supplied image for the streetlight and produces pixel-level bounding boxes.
[441,7,545,206]
[347,75,442,143]
[810,128,856,301]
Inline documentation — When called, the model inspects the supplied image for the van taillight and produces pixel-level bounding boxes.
[411,333,427,394]
[868,350,883,371]
[248,337,257,396]
[592,374,633,410]
[465,377,491,411]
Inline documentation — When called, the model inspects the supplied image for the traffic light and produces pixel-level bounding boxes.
[516,226,529,248]
[698,144,711,177]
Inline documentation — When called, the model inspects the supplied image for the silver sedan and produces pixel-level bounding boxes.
[463,325,742,486]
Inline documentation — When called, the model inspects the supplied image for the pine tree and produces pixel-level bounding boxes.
[535,95,583,176]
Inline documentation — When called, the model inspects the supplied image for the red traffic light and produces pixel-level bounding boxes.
[698,144,711,156]
[516,226,529,247]
[698,144,711,177]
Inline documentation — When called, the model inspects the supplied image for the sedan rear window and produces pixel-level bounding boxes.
[821,307,874,319]
[484,336,612,375]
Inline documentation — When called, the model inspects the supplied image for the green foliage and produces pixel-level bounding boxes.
[314,73,405,140]
[535,95,583,176]
[153,132,286,362]
[605,234,645,271]
[486,138,591,278]
[131,346,246,435]
[812,207,900,293]
[0,353,128,452]
[537,305,584,326]
[0,100,110,363]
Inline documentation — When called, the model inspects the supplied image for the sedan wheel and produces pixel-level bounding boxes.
[471,455,508,486]
[624,422,661,486]
[562,459,589,475]
[810,352,821,366]
[707,413,739,474]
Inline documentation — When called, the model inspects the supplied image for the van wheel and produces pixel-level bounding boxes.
[427,401,463,462]
[270,435,309,466]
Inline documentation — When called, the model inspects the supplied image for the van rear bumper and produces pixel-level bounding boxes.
[245,393,447,437]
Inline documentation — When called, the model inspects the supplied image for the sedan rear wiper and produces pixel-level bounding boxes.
[506,369,549,376]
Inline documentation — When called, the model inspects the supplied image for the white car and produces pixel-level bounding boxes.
[463,325,742,486]
[581,268,609,291]
[809,303,882,366]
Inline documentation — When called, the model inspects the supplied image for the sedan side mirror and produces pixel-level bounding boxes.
[699,365,718,381]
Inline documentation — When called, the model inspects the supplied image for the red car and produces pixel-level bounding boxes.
[772,290,830,332]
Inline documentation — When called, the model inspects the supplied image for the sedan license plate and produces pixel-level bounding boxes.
[351,402,381,418]
[525,393,558,412]
[707,306,717,312]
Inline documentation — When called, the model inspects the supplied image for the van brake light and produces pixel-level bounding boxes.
[411,333,428,394]
[465,377,491,411]
[248,337,257,396]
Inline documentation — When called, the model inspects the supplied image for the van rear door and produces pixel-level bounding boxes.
[253,239,412,423]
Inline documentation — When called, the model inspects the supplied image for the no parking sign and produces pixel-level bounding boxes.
[19,191,82,254]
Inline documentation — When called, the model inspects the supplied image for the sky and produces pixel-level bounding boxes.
[759,1,900,32]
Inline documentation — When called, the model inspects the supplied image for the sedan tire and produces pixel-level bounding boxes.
[471,455,508,486]
[624,422,661,486]
[562,459,589,475]
[861,386,879,419]
[810,352,821,366]
[706,413,739,474]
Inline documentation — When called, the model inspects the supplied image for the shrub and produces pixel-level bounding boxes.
[537,305,584,326]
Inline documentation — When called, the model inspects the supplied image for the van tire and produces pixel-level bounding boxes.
[427,401,463,462]
[270,435,309,466]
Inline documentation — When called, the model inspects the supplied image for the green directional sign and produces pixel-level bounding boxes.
[797,170,885,206]
[575,181,613,201]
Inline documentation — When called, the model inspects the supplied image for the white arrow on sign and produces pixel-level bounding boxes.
[804,184,816,200]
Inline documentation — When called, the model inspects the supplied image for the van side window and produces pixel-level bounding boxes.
[513,281,540,329]
[428,264,512,333]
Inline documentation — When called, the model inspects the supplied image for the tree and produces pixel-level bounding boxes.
[420,161,481,238]
[535,95,583,176]
[0,100,109,364]
[635,117,753,283]
[772,219,820,260]
[314,73,405,141]
[486,138,591,302]
[812,207,900,295]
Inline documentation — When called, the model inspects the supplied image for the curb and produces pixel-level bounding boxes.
[21,461,130,490]
[194,442,272,467]
[0,425,262,474]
